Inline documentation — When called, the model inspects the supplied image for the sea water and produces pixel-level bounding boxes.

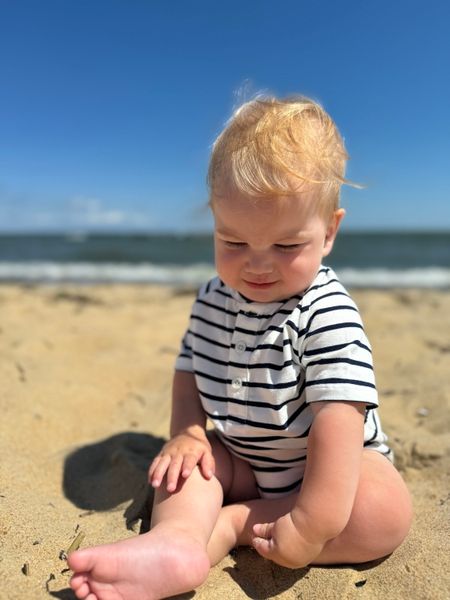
[0,232,449,288]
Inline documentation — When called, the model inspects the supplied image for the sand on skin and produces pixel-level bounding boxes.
[0,284,449,600]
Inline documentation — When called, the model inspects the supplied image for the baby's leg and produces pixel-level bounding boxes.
[206,452,308,565]
[312,450,412,564]
[207,494,293,565]
[68,434,238,600]
[207,450,412,566]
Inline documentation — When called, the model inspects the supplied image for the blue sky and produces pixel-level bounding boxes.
[1,0,449,232]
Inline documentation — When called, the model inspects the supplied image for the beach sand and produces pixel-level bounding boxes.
[0,284,449,600]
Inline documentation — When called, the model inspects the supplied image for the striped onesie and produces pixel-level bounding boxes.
[175,266,392,498]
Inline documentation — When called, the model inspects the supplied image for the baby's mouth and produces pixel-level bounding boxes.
[243,279,277,288]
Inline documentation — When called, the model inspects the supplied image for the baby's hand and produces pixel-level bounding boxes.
[148,431,215,493]
[252,511,325,568]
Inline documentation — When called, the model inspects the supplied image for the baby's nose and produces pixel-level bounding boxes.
[245,252,273,274]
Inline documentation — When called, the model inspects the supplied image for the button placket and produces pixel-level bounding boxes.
[235,340,247,355]
[231,377,243,390]
[226,310,256,420]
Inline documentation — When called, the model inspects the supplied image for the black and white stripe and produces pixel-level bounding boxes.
[176,266,391,498]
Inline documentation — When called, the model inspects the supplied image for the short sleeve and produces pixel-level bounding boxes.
[173,278,219,374]
[174,327,194,373]
[299,291,378,408]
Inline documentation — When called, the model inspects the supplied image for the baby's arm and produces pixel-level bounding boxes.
[149,370,214,492]
[253,400,365,567]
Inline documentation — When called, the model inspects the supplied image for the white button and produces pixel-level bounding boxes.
[231,377,243,390]
[235,341,247,354]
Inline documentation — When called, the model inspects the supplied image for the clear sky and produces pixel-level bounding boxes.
[1,0,449,233]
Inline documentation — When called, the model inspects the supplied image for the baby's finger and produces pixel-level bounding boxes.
[252,522,276,559]
[181,453,200,478]
[253,521,274,539]
[149,454,171,488]
[252,535,274,559]
[166,455,184,492]
[148,455,162,480]
[200,452,215,479]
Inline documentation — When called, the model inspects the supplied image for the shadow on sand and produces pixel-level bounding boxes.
[63,431,165,532]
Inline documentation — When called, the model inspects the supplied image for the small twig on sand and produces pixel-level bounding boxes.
[60,531,85,560]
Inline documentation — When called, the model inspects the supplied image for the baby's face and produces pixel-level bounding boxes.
[212,190,344,302]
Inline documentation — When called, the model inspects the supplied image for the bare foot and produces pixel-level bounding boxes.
[68,525,210,600]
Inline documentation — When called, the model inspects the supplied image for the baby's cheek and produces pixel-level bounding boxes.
[216,252,240,280]
[281,254,305,273]
[282,254,317,286]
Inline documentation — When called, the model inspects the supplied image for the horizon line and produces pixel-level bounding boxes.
[0,228,449,236]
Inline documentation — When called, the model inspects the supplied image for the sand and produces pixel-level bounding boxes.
[0,284,449,600]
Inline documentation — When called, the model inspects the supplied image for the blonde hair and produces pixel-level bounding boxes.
[208,95,355,215]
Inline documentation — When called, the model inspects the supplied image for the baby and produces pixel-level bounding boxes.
[69,95,412,600]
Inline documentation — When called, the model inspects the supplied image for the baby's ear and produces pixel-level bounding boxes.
[323,209,345,257]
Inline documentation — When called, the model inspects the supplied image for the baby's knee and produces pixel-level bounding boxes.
[384,481,413,548]
[360,472,413,556]
[344,463,412,560]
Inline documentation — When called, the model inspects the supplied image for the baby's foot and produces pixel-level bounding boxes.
[68,525,210,600]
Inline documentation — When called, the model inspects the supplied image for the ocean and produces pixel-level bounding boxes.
[0,231,449,288]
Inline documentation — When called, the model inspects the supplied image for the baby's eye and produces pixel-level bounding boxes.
[275,243,304,252]
[223,240,246,248]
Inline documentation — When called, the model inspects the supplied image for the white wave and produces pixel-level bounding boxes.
[337,267,450,289]
[0,262,449,288]
[0,262,216,286]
